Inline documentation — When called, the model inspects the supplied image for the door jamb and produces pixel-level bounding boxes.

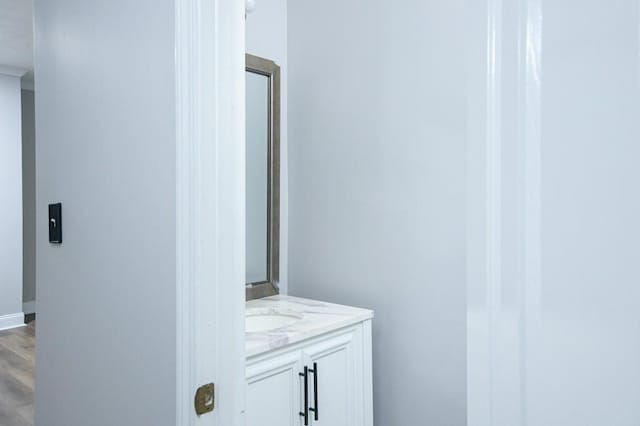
[176,0,246,424]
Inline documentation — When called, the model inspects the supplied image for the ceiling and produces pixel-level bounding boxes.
[0,0,33,74]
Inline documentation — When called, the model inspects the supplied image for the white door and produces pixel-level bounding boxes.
[301,327,362,426]
[527,1,640,423]
[33,0,245,425]
[468,1,640,425]
[247,351,304,426]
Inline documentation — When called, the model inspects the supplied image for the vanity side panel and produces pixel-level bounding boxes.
[362,319,374,426]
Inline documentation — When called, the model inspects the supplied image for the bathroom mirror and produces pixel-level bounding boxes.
[246,53,280,300]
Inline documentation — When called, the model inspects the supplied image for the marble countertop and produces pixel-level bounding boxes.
[245,295,374,358]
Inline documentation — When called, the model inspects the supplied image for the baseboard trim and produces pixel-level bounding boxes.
[23,301,36,315]
[0,313,26,331]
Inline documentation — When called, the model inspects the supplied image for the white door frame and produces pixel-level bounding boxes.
[467,0,542,425]
[176,0,246,424]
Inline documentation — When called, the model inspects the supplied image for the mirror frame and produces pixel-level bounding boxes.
[245,53,281,300]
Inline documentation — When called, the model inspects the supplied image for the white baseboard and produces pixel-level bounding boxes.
[0,313,25,331]
[23,301,36,315]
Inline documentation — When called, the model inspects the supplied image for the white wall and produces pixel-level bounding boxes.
[21,89,36,309]
[0,72,24,327]
[246,0,288,293]
[287,1,468,424]
[34,1,177,424]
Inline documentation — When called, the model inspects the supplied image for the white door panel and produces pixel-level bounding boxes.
[468,1,640,425]
[302,328,362,426]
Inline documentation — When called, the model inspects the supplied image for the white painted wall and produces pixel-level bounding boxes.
[0,72,24,327]
[34,1,177,424]
[287,1,468,424]
[21,88,36,309]
[467,1,640,425]
[246,0,288,293]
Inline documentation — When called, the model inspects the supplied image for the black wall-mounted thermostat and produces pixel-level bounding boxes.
[48,203,62,244]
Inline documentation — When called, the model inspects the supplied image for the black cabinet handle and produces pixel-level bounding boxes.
[309,362,319,421]
[299,366,309,425]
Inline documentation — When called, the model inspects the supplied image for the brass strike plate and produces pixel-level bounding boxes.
[195,383,215,415]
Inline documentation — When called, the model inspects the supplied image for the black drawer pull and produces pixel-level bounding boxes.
[299,366,309,425]
[309,362,319,421]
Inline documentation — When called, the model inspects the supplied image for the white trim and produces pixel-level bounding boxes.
[467,1,543,426]
[0,313,25,331]
[175,0,198,420]
[175,0,245,424]
[467,1,503,425]
[521,0,543,421]
[485,1,503,422]
[23,301,36,314]
[0,65,28,77]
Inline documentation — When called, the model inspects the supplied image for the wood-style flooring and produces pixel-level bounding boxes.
[0,319,35,426]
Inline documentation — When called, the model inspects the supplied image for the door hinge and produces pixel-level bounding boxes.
[194,383,215,416]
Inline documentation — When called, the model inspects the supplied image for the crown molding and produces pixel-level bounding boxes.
[0,65,28,77]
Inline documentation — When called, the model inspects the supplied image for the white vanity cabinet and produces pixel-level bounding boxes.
[246,350,304,426]
[246,320,373,426]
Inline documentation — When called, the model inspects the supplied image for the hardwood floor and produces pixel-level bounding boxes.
[0,321,34,426]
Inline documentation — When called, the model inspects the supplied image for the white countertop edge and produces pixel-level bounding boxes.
[245,296,374,358]
[246,312,373,358]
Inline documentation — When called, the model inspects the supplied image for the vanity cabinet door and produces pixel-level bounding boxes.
[246,350,304,426]
[301,326,364,426]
